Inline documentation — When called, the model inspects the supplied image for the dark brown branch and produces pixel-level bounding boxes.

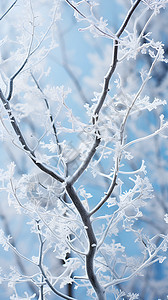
[65,0,86,19]
[116,0,141,37]
[93,39,118,119]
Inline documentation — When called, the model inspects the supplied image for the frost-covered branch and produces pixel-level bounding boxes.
[123,117,168,150]
[104,235,168,289]
[6,1,59,101]
[0,0,168,299]
[68,0,142,185]
[66,183,106,300]
[37,221,76,300]
[7,0,35,101]
[120,45,162,144]
[0,89,64,183]
[64,0,116,40]
[89,168,118,216]
[58,27,89,104]
[31,73,62,153]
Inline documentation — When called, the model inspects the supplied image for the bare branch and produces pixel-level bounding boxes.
[7,57,29,101]
[0,0,18,21]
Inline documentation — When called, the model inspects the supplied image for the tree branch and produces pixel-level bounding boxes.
[7,0,35,101]
[58,27,89,105]
[6,1,58,101]
[68,136,100,185]
[37,221,77,300]
[0,212,39,298]
[0,89,64,183]
[64,0,116,40]
[66,183,105,300]
[104,237,167,289]
[7,57,29,101]
[0,0,18,21]
[67,0,142,185]
[31,73,61,152]
[94,0,142,118]
[89,171,118,217]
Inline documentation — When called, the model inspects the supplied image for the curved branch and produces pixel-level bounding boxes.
[68,136,100,185]
[31,73,61,151]
[6,1,59,101]
[68,0,142,185]
[89,171,118,217]
[37,222,76,300]
[94,0,142,118]
[7,57,29,101]
[66,183,105,300]
[64,0,116,40]
[0,89,64,183]
[7,0,35,101]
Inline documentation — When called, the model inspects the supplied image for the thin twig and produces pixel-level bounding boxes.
[31,73,61,153]
[7,0,35,101]
[36,221,77,300]
[120,48,161,144]
[64,0,116,40]
[6,1,59,101]
[58,26,89,104]
[123,122,168,150]
[89,171,118,217]
[0,0,18,21]
[104,237,167,289]
[0,212,38,297]
[68,0,142,185]
[0,89,64,183]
